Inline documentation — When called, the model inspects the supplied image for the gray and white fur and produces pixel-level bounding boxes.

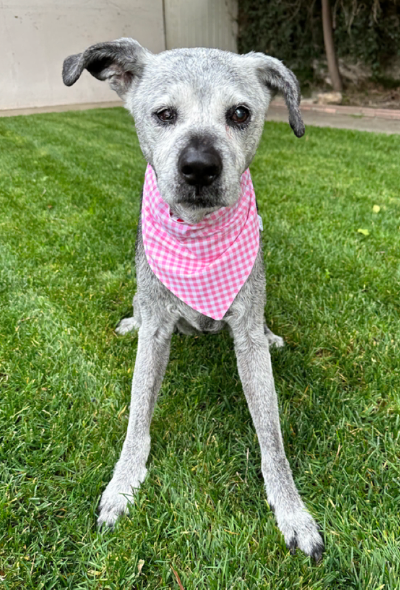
[63,39,324,561]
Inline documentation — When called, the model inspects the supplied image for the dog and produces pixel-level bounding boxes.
[62,38,324,561]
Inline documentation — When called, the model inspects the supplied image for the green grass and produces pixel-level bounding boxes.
[0,108,400,589]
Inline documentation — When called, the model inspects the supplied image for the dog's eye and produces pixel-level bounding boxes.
[156,108,177,124]
[230,106,250,125]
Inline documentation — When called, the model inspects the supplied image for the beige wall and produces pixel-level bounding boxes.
[165,0,237,52]
[1,0,165,110]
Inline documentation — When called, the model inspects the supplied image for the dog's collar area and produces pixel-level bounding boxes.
[170,212,185,223]
[169,209,214,225]
[169,203,264,231]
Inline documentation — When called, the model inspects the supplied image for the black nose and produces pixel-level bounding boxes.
[178,139,222,187]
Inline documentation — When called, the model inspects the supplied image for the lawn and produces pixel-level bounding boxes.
[0,108,399,589]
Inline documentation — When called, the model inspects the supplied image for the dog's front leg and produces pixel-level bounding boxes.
[230,314,324,561]
[98,314,174,528]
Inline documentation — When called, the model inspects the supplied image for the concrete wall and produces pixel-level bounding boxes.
[1,0,165,110]
[165,0,237,53]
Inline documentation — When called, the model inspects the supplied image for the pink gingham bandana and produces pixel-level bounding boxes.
[141,164,260,320]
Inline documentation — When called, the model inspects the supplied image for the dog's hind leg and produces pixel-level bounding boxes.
[115,294,142,335]
[264,324,285,349]
[229,312,324,562]
[98,309,175,528]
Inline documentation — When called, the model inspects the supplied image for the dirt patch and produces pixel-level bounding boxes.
[342,83,400,110]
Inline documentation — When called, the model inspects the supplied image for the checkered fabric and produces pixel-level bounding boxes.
[141,164,260,320]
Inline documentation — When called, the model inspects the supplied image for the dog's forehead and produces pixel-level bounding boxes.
[143,48,253,98]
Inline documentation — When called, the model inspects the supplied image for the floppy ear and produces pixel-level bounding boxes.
[62,38,151,99]
[249,53,305,138]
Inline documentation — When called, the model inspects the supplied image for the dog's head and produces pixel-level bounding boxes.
[63,39,304,222]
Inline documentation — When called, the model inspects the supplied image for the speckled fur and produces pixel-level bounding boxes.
[62,39,324,561]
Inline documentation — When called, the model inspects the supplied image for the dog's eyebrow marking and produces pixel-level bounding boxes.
[150,96,175,111]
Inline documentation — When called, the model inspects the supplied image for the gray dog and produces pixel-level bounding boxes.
[62,38,324,561]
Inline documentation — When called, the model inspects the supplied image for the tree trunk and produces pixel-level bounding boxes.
[321,0,343,92]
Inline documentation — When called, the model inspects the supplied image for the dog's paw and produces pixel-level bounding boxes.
[97,468,146,529]
[267,333,285,349]
[115,317,140,336]
[277,508,324,562]
[264,325,285,349]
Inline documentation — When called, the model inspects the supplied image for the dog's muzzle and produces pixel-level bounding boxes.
[178,138,222,188]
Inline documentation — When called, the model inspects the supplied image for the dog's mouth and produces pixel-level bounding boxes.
[175,185,226,210]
